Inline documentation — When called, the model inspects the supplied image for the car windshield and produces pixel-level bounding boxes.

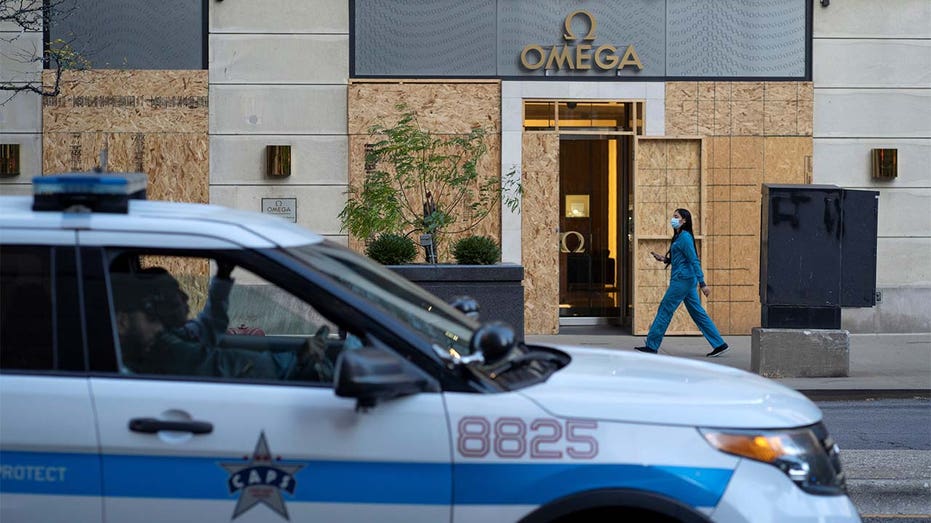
[286,241,478,357]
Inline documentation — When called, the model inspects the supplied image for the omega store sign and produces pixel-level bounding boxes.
[519,11,643,74]
[352,0,807,79]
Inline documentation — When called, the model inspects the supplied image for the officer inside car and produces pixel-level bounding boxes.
[112,261,332,381]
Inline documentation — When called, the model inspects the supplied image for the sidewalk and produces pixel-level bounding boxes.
[526,329,931,396]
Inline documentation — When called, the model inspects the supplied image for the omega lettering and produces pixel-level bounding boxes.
[520,11,643,72]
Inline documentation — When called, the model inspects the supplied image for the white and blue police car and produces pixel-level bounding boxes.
[0,173,860,522]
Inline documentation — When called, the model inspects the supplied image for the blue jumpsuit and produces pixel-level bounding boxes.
[645,230,725,351]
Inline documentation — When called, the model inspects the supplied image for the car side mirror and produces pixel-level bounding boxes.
[470,321,516,365]
[334,344,436,410]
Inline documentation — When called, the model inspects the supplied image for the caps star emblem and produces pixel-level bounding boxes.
[220,432,305,520]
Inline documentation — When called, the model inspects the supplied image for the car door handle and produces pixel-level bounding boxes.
[128,417,213,435]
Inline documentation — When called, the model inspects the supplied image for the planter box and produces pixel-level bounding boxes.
[388,264,525,340]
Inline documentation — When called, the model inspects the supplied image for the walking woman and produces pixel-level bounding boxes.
[635,208,729,357]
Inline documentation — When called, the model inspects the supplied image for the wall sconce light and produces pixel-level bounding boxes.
[565,194,590,218]
[0,144,21,177]
[871,148,897,180]
[266,145,291,178]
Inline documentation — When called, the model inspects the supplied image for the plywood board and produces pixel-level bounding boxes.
[730,137,765,169]
[731,184,762,204]
[666,82,698,103]
[348,81,501,135]
[730,235,759,271]
[42,132,208,203]
[665,99,698,136]
[637,141,667,169]
[765,82,798,101]
[714,100,732,136]
[708,301,731,333]
[731,285,758,302]
[667,140,701,169]
[714,82,733,102]
[732,101,765,136]
[39,69,209,207]
[709,185,730,202]
[42,70,208,134]
[730,202,760,235]
[764,100,799,136]
[730,301,761,333]
[732,82,764,101]
[763,137,812,184]
[698,100,715,136]
[708,201,731,236]
[798,99,814,136]
[522,132,560,335]
[710,137,730,169]
[709,236,731,270]
[798,83,813,102]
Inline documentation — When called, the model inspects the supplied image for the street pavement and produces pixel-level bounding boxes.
[527,328,931,521]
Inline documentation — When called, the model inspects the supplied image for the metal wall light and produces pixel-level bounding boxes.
[0,144,21,177]
[266,145,291,178]
[871,148,897,180]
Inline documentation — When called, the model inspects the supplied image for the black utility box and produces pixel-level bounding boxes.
[760,185,878,329]
[762,305,842,330]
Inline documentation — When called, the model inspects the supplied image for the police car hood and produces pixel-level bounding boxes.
[519,346,821,429]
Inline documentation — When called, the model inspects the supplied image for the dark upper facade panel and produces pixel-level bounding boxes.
[352,0,809,80]
[49,0,205,70]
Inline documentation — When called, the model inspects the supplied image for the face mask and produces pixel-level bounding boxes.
[670,217,681,229]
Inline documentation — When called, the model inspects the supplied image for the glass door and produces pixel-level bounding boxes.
[558,136,622,320]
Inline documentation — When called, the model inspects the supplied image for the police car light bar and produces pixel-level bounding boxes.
[32,172,148,213]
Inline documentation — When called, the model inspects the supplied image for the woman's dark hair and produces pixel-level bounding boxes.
[665,208,698,268]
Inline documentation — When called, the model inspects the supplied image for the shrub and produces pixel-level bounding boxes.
[452,235,500,265]
[365,233,417,265]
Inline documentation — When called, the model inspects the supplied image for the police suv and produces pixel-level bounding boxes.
[0,174,859,522]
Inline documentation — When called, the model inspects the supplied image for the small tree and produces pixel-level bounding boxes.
[339,104,519,259]
[1,0,89,103]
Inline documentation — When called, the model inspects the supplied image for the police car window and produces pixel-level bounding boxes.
[108,253,347,384]
[0,246,55,371]
[287,242,476,357]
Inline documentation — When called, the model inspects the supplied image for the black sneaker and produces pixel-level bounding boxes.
[706,344,730,357]
[634,346,658,354]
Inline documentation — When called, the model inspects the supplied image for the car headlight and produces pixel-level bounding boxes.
[699,423,846,495]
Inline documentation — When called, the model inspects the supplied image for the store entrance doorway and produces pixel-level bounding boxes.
[558,135,632,325]
[522,99,643,329]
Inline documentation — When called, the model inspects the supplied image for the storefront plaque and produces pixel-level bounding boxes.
[261,198,297,223]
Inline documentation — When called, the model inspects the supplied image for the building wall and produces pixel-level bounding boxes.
[208,0,351,243]
[0,14,42,193]
[813,0,931,333]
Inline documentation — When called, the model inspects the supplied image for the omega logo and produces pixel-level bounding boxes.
[520,10,643,72]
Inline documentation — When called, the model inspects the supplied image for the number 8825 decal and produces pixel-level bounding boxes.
[456,416,599,459]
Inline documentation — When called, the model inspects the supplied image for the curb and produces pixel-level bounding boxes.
[798,389,931,401]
